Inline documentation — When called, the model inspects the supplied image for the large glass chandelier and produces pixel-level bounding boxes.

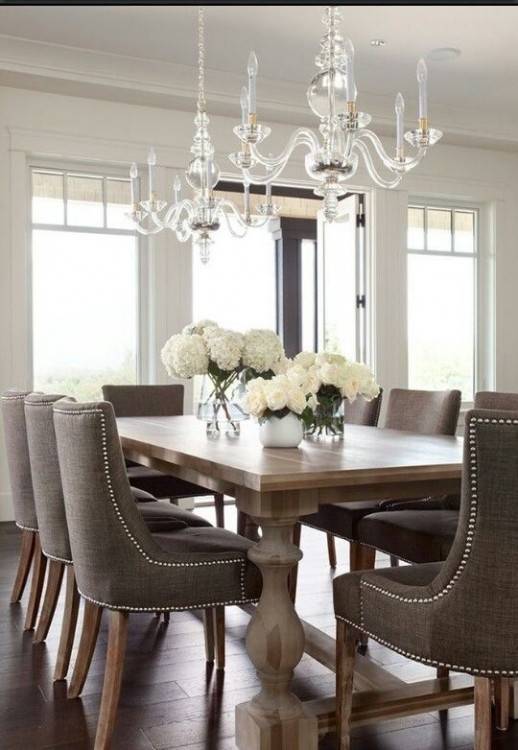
[127,7,276,263]
[229,6,442,221]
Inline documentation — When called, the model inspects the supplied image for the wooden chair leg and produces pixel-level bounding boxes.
[68,601,103,699]
[162,611,170,625]
[213,606,225,670]
[54,566,80,681]
[24,536,47,631]
[288,523,302,604]
[237,509,247,536]
[203,607,215,663]
[336,619,356,750]
[436,666,450,680]
[94,611,129,750]
[327,533,337,568]
[214,493,225,528]
[11,529,36,603]
[390,555,400,568]
[34,560,65,643]
[474,676,492,750]
[349,542,375,572]
[495,677,511,732]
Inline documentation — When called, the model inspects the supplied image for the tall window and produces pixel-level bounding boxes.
[31,167,139,400]
[407,204,478,401]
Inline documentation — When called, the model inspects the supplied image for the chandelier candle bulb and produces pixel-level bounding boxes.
[240,86,249,126]
[130,162,138,205]
[173,175,181,202]
[417,58,428,122]
[344,38,357,103]
[395,92,405,156]
[247,51,258,115]
[147,147,157,199]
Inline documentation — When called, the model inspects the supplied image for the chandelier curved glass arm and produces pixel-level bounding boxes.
[355,129,427,174]
[247,128,320,172]
[352,138,403,190]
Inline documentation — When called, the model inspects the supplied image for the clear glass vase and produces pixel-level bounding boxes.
[305,393,344,438]
[197,397,248,437]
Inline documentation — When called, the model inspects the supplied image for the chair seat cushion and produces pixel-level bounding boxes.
[333,561,442,628]
[152,527,262,602]
[357,510,459,564]
[130,487,156,503]
[138,502,212,533]
[127,465,215,499]
[301,500,383,541]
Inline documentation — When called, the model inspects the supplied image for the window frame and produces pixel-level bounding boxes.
[407,198,481,404]
[28,160,147,391]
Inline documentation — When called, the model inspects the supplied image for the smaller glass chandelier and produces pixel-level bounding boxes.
[229,6,442,222]
[127,7,276,263]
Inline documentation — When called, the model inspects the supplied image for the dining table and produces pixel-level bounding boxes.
[117,414,475,750]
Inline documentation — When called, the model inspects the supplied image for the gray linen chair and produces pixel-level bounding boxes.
[334,407,518,749]
[24,393,215,688]
[103,384,226,528]
[1,390,47,631]
[356,391,518,568]
[299,388,460,574]
[53,399,261,750]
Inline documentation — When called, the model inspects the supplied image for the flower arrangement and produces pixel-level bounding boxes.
[289,351,380,436]
[161,320,285,435]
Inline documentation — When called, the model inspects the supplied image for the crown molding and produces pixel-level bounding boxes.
[0,34,517,152]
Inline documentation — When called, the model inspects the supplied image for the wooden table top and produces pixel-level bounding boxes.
[117,415,463,494]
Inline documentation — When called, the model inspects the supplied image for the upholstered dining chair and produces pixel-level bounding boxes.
[102,384,226,527]
[1,390,47,631]
[334,407,518,750]
[298,388,460,576]
[53,398,261,750]
[24,393,217,688]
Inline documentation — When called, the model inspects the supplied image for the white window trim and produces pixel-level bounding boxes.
[27,158,149,389]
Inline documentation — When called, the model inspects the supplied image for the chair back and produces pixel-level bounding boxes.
[53,399,160,606]
[475,391,518,411]
[384,388,461,435]
[1,391,38,531]
[102,384,184,417]
[24,393,72,563]
[428,408,518,672]
[343,390,383,427]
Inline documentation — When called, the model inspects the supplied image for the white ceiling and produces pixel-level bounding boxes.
[0,4,515,112]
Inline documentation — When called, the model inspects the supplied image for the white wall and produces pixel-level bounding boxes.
[1,84,518,519]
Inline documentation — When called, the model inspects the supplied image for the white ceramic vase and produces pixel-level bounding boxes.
[259,412,304,448]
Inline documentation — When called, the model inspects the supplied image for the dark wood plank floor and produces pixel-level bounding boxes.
[0,507,516,750]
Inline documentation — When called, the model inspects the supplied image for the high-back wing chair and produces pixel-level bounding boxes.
[1,391,46,630]
[102,384,226,527]
[334,407,518,749]
[298,388,459,574]
[53,399,261,750]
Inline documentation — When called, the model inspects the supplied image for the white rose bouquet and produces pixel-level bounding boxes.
[244,374,313,424]
[289,351,380,436]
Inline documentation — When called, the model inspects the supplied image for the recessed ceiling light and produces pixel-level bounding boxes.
[427,47,462,62]
[370,39,386,47]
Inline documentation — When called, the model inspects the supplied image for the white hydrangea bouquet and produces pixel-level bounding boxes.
[288,351,380,437]
[161,320,286,436]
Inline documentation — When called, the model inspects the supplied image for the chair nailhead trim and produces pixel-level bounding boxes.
[15,522,38,533]
[45,552,73,565]
[339,416,518,677]
[336,614,518,677]
[54,407,248,603]
[78,589,259,613]
[1,394,28,401]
